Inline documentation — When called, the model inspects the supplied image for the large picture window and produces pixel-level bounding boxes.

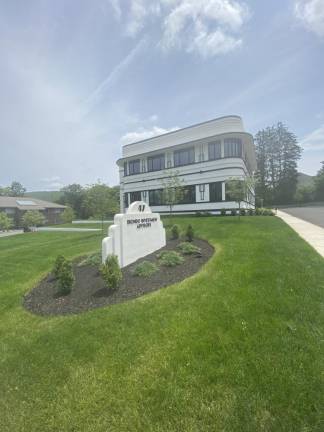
[128,159,141,175]
[224,138,242,158]
[208,141,222,160]
[147,154,165,172]
[129,191,142,203]
[179,185,196,204]
[149,189,164,206]
[209,182,223,202]
[174,147,195,167]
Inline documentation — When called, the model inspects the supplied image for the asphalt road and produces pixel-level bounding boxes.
[280,206,324,228]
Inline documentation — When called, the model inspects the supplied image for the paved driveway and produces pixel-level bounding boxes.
[280,206,324,228]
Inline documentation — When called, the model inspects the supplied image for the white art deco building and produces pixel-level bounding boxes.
[117,115,256,214]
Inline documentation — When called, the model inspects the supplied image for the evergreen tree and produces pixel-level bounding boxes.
[255,123,301,206]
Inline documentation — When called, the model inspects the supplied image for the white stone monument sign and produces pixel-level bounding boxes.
[102,201,166,268]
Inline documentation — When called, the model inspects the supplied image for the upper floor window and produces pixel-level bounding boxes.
[208,141,222,160]
[147,154,165,172]
[174,147,195,167]
[128,159,141,175]
[224,138,242,158]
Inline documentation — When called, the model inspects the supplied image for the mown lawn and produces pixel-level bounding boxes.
[0,217,323,431]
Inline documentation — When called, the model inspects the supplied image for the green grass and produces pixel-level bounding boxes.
[0,217,323,431]
[50,222,111,230]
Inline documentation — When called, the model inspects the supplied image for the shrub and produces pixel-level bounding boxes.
[263,208,275,216]
[157,251,184,267]
[240,209,246,216]
[78,252,101,267]
[231,209,237,216]
[57,260,74,296]
[62,207,75,223]
[255,208,262,216]
[22,210,45,229]
[195,211,212,217]
[100,254,122,290]
[220,208,226,216]
[53,255,66,279]
[133,261,158,278]
[248,208,254,216]
[171,224,180,240]
[0,213,13,231]
[177,242,201,255]
[186,224,194,242]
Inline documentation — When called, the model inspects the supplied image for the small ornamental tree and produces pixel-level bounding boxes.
[161,170,186,215]
[22,210,46,229]
[171,224,180,240]
[57,260,75,296]
[61,207,75,224]
[0,213,13,231]
[225,176,255,220]
[53,255,66,279]
[100,255,122,290]
[186,224,194,242]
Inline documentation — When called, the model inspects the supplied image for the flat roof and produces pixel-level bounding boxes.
[123,115,243,148]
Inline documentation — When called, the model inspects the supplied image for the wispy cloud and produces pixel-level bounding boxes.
[121,125,179,144]
[300,123,324,150]
[110,0,250,58]
[70,37,147,121]
[294,0,324,38]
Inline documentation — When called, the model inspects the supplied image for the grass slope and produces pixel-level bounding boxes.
[0,217,323,431]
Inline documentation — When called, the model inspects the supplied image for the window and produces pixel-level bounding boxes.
[128,159,141,175]
[124,193,129,208]
[209,182,223,202]
[147,154,165,172]
[179,185,196,204]
[224,138,242,158]
[123,162,128,176]
[208,141,222,160]
[149,189,164,206]
[199,184,205,200]
[129,191,142,203]
[174,147,195,167]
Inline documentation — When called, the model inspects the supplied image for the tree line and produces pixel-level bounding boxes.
[255,122,323,206]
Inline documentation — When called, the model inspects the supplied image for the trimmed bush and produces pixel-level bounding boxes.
[157,251,184,267]
[248,208,254,216]
[171,224,180,240]
[53,255,66,279]
[255,208,262,216]
[186,224,194,242]
[177,242,201,255]
[220,208,226,216]
[231,209,237,216]
[57,260,74,296]
[78,252,101,267]
[100,254,122,290]
[240,209,246,216]
[133,261,158,278]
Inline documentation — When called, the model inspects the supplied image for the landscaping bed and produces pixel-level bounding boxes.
[23,238,214,316]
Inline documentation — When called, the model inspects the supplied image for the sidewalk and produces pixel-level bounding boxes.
[0,230,24,238]
[277,210,324,258]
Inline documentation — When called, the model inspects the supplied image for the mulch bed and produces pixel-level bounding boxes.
[23,238,214,316]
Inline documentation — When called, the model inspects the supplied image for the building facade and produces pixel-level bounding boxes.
[118,116,256,214]
[0,196,66,227]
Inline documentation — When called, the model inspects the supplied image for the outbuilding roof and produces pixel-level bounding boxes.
[0,196,66,211]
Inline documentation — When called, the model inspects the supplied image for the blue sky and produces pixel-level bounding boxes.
[0,0,324,191]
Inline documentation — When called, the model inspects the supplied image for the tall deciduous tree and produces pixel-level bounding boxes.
[255,123,302,205]
[59,184,86,218]
[83,182,119,232]
[161,170,185,215]
[0,181,26,197]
